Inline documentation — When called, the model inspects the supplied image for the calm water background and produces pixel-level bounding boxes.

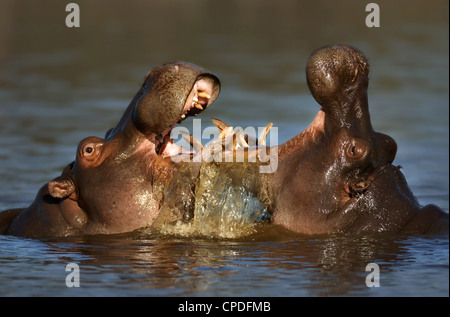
[0,0,448,297]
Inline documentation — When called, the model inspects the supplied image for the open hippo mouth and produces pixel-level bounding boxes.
[129,61,220,159]
[268,44,448,235]
[304,44,402,214]
[155,78,215,157]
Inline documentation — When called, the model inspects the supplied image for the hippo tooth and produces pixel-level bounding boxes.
[194,103,204,110]
[197,91,211,99]
[221,130,237,151]
[193,96,198,102]
[181,114,186,119]
[239,135,249,148]
[212,118,230,132]
[180,131,203,152]
[219,126,234,139]
[258,122,273,146]
[235,130,249,149]
[231,130,239,150]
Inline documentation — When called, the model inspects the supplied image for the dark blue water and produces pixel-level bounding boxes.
[0,232,448,297]
[0,0,448,297]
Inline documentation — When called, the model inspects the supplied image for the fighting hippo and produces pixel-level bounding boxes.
[153,44,448,237]
[0,62,220,238]
[266,45,448,235]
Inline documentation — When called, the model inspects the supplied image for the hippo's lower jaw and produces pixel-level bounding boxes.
[337,163,448,235]
[333,164,419,234]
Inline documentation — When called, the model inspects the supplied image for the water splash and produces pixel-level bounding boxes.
[150,162,270,238]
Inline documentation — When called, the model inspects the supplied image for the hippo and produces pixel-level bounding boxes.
[265,45,448,235]
[152,44,448,237]
[0,61,220,238]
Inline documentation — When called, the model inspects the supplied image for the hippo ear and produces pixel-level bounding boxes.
[48,177,76,199]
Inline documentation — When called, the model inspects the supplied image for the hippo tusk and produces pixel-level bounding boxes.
[213,118,272,147]
[180,131,203,153]
[212,118,230,133]
[258,122,273,146]
[232,128,245,150]
[219,126,234,140]
[236,131,249,148]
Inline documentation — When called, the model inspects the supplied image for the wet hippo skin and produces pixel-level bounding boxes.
[265,44,448,235]
[0,62,220,238]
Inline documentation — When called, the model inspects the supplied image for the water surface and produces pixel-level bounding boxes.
[0,231,448,297]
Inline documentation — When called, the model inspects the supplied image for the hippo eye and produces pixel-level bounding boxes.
[82,144,97,157]
[78,138,104,165]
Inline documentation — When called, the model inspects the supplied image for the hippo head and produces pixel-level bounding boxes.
[270,45,448,235]
[44,62,220,235]
[106,61,221,156]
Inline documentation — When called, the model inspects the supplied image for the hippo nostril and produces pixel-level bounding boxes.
[345,180,370,198]
[345,138,369,161]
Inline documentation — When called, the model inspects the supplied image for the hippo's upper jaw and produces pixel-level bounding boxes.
[156,72,220,157]
[129,62,220,159]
